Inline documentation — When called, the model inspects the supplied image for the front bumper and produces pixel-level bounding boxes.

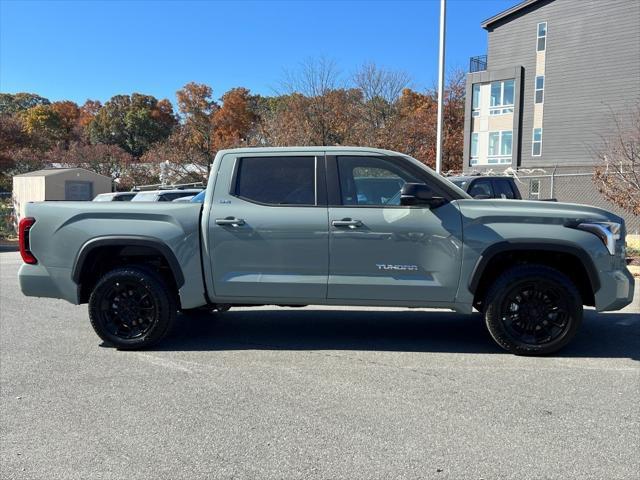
[595,267,635,311]
[18,264,79,305]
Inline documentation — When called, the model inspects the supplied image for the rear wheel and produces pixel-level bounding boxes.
[484,265,583,355]
[88,266,176,350]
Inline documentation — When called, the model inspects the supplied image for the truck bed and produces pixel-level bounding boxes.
[19,201,207,309]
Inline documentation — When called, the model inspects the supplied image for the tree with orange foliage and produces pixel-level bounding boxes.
[78,100,101,129]
[212,88,257,151]
[383,70,465,172]
[176,82,218,160]
[50,101,80,146]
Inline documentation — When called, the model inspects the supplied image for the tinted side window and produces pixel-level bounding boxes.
[468,179,494,198]
[164,192,195,202]
[337,156,422,206]
[235,156,316,205]
[492,179,516,199]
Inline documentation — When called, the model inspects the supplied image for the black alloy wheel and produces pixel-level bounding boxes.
[499,280,571,346]
[484,265,583,355]
[99,279,158,339]
[89,267,176,349]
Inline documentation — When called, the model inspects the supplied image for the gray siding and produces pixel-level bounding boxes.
[487,0,640,168]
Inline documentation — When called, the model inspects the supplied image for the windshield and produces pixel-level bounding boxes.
[450,179,468,188]
[441,177,470,197]
[93,194,112,202]
[191,191,206,203]
[131,192,158,202]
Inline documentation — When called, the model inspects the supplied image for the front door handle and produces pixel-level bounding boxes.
[331,219,363,228]
[215,217,245,227]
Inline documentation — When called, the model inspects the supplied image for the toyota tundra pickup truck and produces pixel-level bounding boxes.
[18,147,635,355]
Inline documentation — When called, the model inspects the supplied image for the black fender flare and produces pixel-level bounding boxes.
[72,235,185,288]
[468,240,601,294]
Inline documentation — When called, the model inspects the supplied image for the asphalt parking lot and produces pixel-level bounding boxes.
[0,251,638,480]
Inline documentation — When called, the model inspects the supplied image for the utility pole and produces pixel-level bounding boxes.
[435,0,446,174]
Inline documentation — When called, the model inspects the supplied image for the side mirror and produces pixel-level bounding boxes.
[400,183,446,208]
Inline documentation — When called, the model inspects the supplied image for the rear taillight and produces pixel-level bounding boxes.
[18,217,37,264]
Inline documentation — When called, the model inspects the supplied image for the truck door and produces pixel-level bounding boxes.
[207,152,329,300]
[326,155,463,303]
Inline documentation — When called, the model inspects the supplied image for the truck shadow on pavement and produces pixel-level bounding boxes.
[154,309,640,360]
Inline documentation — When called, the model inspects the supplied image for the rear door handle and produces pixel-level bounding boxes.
[331,219,363,228]
[215,217,245,227]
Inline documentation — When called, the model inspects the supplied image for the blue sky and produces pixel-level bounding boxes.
[0,0,515,105]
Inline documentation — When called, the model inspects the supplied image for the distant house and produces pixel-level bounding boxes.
[462,0,640,231]
[12,168,112,220]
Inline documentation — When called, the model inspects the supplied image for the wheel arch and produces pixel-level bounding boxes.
[469,240,600,309]
[72,236,185,303]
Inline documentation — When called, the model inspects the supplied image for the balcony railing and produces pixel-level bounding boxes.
[469,55,487,73]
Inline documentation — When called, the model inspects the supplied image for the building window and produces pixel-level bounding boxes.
[472,84,481,117]
[529,179,541,199]
[488,130,513,164]
[537,22,547,52]
[489,79,514,115]
[501,131,512,156]
[532,128,543,156]
[470,132,479,164]
[534,75,544,104]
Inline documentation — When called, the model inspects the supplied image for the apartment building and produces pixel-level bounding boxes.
[462,0,640,230]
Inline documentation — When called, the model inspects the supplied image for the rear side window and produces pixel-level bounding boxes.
[492,179,517,199]
[115,193,136,201]
[234,156,316,205]
[161,192,193,202]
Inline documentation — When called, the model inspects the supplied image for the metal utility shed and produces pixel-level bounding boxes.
[13,168,112,220]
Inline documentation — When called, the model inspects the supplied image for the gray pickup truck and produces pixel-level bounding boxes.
[18,147,634,355]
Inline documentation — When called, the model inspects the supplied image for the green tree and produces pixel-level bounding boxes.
[20,104,64,149]
[88,93,176,156]
[0,93,50,115]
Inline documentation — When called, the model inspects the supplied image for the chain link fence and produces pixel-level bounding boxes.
[512,170,640,234]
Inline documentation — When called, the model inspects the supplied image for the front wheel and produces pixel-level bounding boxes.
[484,265,583,355]
[88,267,177,350]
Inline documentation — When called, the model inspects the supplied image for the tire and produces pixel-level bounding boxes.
[88,266,177,350]
[484,265,583,355]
